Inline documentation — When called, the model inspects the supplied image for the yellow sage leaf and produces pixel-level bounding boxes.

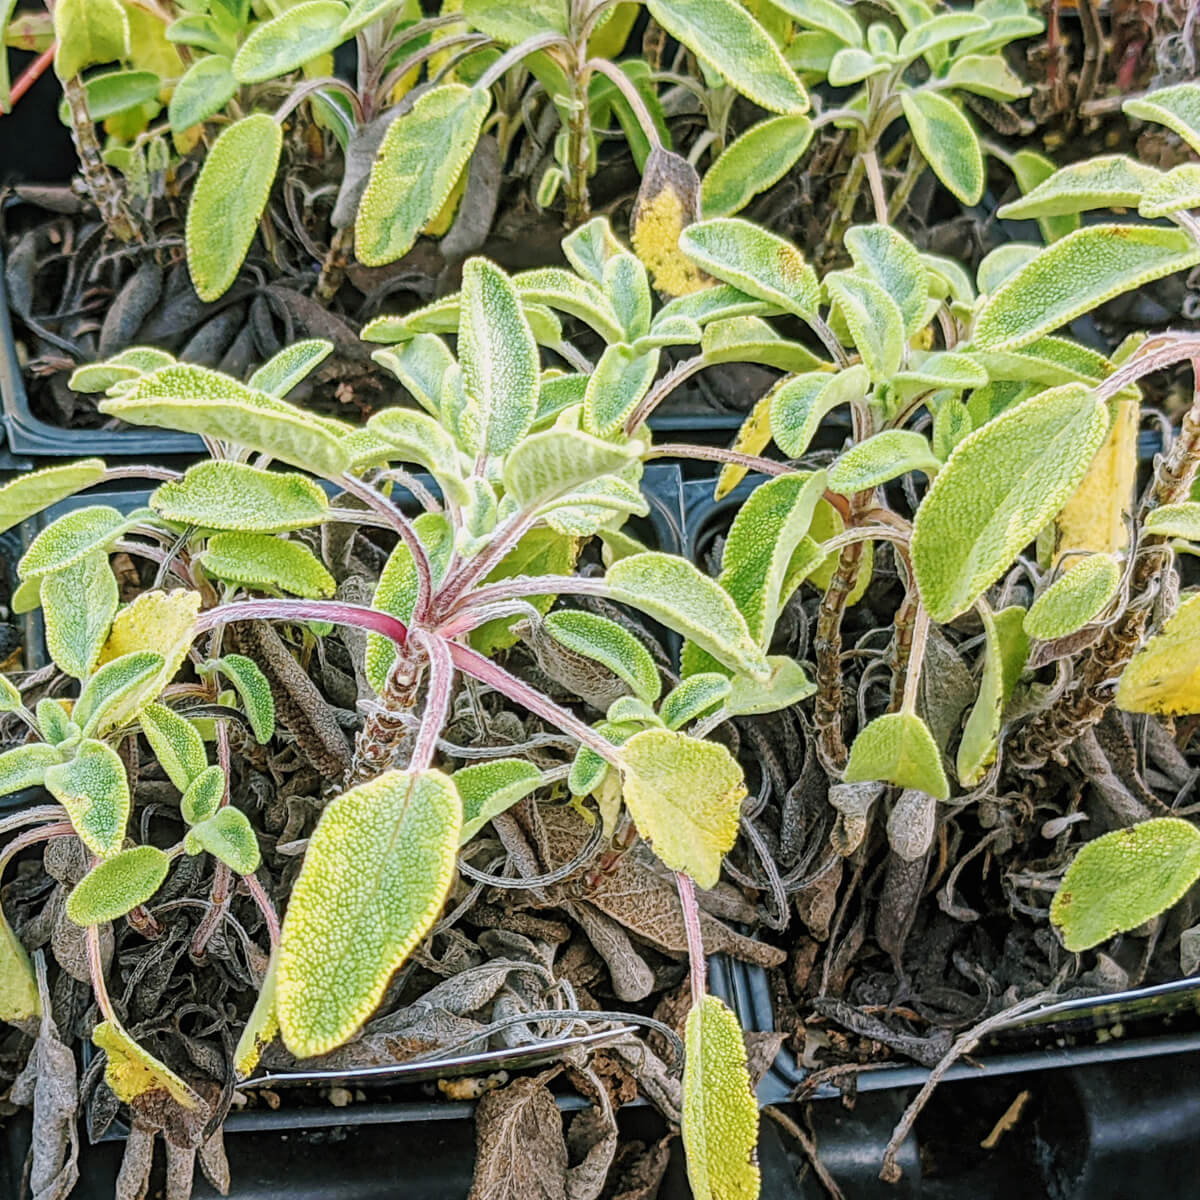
[682,995,761,1200]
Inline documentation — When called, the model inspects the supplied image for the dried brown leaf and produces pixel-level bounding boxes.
[469,1073,568,1200]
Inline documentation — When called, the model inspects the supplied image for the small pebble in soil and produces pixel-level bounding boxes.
[436,1071,509,1101]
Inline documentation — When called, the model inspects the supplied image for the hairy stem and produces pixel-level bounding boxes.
[242,872,281,951]
[87,922,120,1026]
[675,871,708,1006]
[563,54,593,224]
[315,225,355,304]
[863,148,888,225]
[196,599,408,647]
[63,74,137,242]
[448,640,623,764]
[1013,363,1200,766]
[409,633,454,773]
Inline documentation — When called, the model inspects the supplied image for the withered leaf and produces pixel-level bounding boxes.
[469,1072,568,1200]
[10,954,79,1200]
[541,808,784,968]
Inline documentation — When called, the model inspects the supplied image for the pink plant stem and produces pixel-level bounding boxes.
[675,871,708,1006]
[645,443,792,476]
[447,640,623,765]
[242,871,281,951]
[102,464,182,483]
[0,805,68,839]
[0,820,72,876]
[338,473,434,621]
[409,632,454,772]
[196,599,408,647]
[217,722,231,802]
[86,922,120,1025]
[451,573,610,615]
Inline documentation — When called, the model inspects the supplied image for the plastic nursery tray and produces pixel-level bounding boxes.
[0,248,208,458]
[0,1087,710,1200]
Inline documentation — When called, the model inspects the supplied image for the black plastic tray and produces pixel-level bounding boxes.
[0,248,209,458]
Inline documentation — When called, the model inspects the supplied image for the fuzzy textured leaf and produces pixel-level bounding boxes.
[997,155,1159,220]
[1145,502,1200,541]
[248,339,334,397]
[186,806,260,874]
[0,459,105,535]
[502,430,638,510]
[1139,163,1200,219]
[18,506,134,580]
[974,226,1200,352]
[181,765,226,824]
[826,272,904,380]
[900,88,983,205]
[152,462,328,532]
[454,759,544,844]
[42,552,118,680]
[659,674,731,729]
[911,384,1110,622]
[725,654,816,716]
[646,0,808,114]
[0,914,38,1022]
[682,995,760,1200]
[620,729,745,888]
[707,471,826,650]
[680,219,819,318]
[232,1,346,83]
[211,655,276,743]
[92,1020,201,1108]
[66,846,169,926]
[276,769,462,1056]
[187,114,283,302]
[1025,554,1121,640]
[770,366,869,458]
[356,84,489,267]
[168,54,236,130]
[956,605,1028,786]
[1124,84,1200,157]
[0,744,64,798]
[844,712,949,800]
[458,258,539,457]
[54,0,129,80]
[44,739,130,857]
[583,344,659,436]
[72,651,163,740]
[198,532,336,599]
[701,115,813,218]
[1052,818,1200,952]
[1116,594,1200,716]
[95,590,200,725]
[544,610,661,703]
[139,702,207,793]
[101,365,350,477]
[828,429,940,494]
[844,223,929,337]
[606,553,770,679]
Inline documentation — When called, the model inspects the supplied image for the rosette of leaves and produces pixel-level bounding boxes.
[1,250,788,1194]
